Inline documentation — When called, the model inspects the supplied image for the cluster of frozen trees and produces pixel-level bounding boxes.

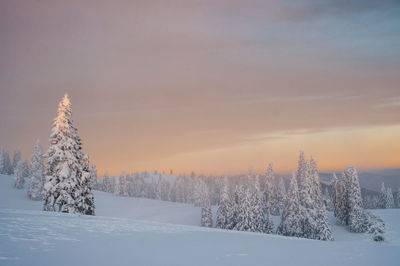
[43,94,95,215]
[277,152,333,240]
[0,147,35,191]
[332,167,385,241]
[362,183,400,210]
[214,172,274,233]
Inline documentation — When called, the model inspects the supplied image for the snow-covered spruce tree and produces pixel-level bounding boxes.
[28,140,45,200]
[43,94,95,215]
[323,186,333,211]
[309,157,333,240]
[200,185,212,227]
[336,172,350,225]
[12,149,22,174]
[331,173,340,217]
[263,163,278,215]
[276,176,286,210]
[0,147,13,175]
[14,160,26,189]
[234,186,253,232]
[386,188,395,209]
[344,167,367,233]
[379,183,387,209]
[378,183,394,209]
[295,152,333,240]
[156,174,163,200]
[226,185,240,230]
[215,176,232,229]
[89,163,97,188]
[277,173,302,237]
[251,175,268,233]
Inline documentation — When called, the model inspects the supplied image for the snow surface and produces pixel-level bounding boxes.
[0,174,399,266]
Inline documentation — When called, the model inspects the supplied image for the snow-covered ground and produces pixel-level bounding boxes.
[0,175,399,266]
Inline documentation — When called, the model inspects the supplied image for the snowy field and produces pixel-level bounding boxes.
[0,175,399,266]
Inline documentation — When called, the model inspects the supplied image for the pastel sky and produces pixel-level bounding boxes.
[1,0,400,175]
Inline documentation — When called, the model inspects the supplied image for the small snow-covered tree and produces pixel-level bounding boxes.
[323,186,333,211]
[0,147,13,175]
[14,160,26,189]
[396,187,400,208]
[155,174,163,200]
[200,184,212,227]
[379,183,387,209]
[278,173,302,237]
[12,149,22,174]
[386,188,395,209]
[379,183,394,209]
[216,176,232,229]
[89,163,97,188]
[28,140,45,200]
[263,163,278,215]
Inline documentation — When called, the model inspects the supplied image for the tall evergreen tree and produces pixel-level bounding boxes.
[234,186,253,232]
[216,176,232,229]
[226,185,241,230]
[331,173,340,217]
[28,140,45,200]
[14,160,26,189]
[251,175,268,232]
[295,151,333,240]
[345,167,367,232]
[263,163,278,215]
[276,176,286,209]
[200,184,212,227]
[43,94,95,215]
[278,173,302,237]
[12,149,22,174]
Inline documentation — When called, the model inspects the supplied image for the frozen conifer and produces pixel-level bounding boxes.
[278,173,302,237]
[43,94,95,215]
[386,188,394,209]
[200,185,212,227]
[12,149,22,174]
[89,163,97,188]
[263,163,277,214]
[234,186,253,232]
[14,160,26,189]
[0,148,13,175]
[216,176,232,229]
[294,152,333,240]
[226,185,240,230]
[250,175,267,232]
[28,140,45,200]
[345,167,367,232]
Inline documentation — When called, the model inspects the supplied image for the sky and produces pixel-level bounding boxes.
[0,0,400,176]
